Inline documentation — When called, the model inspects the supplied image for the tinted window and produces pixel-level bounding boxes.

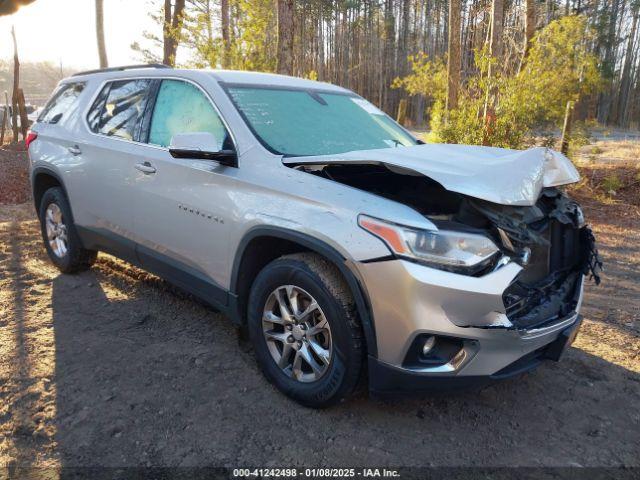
[89,79,152,140]
[148,80,229,149]
[87,84,110,132]
[39,82,85,124]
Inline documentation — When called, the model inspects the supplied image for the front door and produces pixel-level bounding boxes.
[131,79,236,303]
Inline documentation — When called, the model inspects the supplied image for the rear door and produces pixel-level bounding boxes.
[130,78,236,301]
[76,78,157,259]
[30,81,88,204]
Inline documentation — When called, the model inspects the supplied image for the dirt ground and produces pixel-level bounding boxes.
[0,144,639,469]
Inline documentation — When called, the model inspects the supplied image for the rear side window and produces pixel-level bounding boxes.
[38,82,85,124]
[87,79,152,140]
[148,79,229,149]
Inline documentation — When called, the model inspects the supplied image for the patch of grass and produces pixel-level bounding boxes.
[601,174,622,194]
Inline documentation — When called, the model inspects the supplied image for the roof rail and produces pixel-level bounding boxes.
[72,63,172,77]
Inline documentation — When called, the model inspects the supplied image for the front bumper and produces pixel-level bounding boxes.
[368,315,583,393]
[355,259,585,389]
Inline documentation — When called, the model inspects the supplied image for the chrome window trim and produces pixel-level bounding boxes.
[81,75,239,156]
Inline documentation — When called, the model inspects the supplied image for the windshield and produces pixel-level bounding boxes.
[226,86,418,156]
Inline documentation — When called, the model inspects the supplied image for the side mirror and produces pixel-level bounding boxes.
[168,132,237,167]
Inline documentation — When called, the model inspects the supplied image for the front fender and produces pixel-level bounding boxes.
[230,225,379,357]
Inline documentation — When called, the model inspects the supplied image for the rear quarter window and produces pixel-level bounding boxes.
[38,82,86,125]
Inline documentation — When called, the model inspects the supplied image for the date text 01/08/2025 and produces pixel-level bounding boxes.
[232,468,401,478]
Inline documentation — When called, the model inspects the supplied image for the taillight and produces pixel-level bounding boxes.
[25,131,38,150]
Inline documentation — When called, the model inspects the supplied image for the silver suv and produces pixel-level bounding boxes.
[28,65,601,407]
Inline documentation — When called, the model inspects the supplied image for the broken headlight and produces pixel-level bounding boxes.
[358,215,499,274]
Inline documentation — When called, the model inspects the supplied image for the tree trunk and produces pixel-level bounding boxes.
[0,106,6,145]
[382,0,396,112]
[10,26,19,142]
[95,0,108,68]
[163,0,172,64]
[399,0,411,77]
[221,0,230,68]
[521,0,536,70]
[489,0,504,62]
[163,0,186,66]
[397,98,408,125]
[561,100,574,155]
[17,88,28,140]
[277,0,295,75]
[616,2,639,126]
[3,92,9,136]
[597,0,622,123]
[483,0,504,128]
[446,0,461,111]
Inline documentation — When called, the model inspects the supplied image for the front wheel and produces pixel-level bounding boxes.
[38,187,97,273]
[247,253,364,408]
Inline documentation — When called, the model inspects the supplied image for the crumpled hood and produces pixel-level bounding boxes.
[284,144,580,206]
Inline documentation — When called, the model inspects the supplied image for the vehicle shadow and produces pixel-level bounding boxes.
[46,270,640,468]
[1,219,56,471]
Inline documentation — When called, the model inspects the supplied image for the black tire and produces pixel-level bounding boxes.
[248,253,364,408]
[38,187,97,273]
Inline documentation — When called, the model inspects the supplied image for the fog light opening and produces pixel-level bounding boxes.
[421,336,436,356]
[403,334,466,370]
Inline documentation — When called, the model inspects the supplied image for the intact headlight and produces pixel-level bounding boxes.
[358,215,499,274]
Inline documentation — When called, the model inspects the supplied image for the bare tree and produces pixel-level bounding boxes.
[277,0,295,75]
[129,0,640,127]
[446,0,461,111]
[10,26,19,141]
[96,0,109,68]
[221,0,230,68]
[163,0,186,66]
[489,0,504,62]
[483,0,504,126]
[616,1,639,126]
[522,0,536,68]
[382,0,396,112]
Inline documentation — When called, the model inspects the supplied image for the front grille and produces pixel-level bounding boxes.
[515,219,582,284]
[503,272,580,329]
[502,222,586,329]
[549,219,582,272]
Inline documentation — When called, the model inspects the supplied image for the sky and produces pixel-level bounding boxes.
[0,0,166,70]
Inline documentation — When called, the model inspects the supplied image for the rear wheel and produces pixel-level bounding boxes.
[248,253,364,408]
[38,187,97,273]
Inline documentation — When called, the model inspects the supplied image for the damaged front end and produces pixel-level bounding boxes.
[291,161,602,331]
[466,190,602,329]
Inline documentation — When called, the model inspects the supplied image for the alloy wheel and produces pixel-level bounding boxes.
[45,203,68,258]
[262,285,333,383]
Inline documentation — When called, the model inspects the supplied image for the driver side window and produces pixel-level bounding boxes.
[148,79,229,150]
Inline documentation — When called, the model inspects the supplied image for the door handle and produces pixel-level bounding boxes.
[68,145,82,155]
[134,161,157,174]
